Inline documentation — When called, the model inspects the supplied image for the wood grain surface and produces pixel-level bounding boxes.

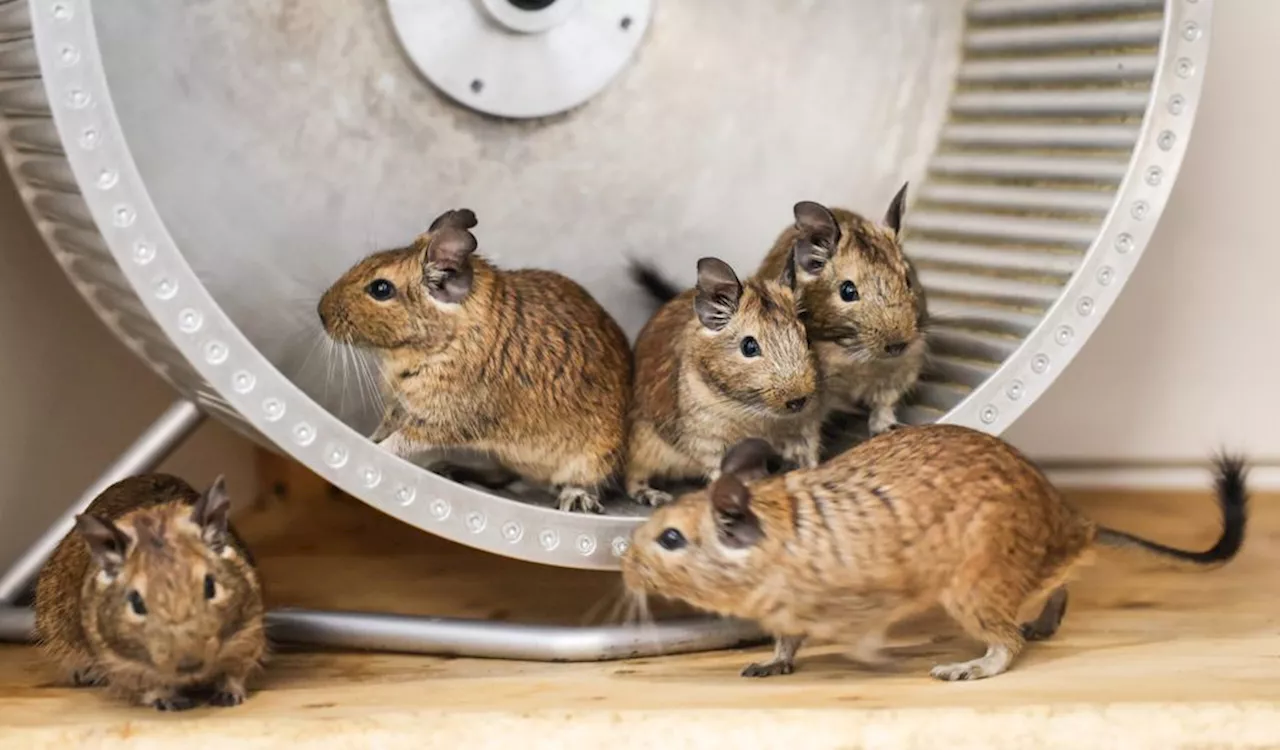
[0,452,1276,748]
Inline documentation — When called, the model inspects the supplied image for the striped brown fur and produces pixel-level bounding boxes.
[626,258,821,506]
[622,425,1248,681]
[34,474,265,710]
[318,209,632,513]
[759,187,928,435]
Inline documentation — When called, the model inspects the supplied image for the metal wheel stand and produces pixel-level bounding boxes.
[0,399,762,661]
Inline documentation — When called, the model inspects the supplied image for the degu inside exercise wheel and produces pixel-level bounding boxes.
[0,0,1211,659]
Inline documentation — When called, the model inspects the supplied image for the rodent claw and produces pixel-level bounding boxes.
[556,488,603,514]
[740,661,795,678]
[150,694,199,712]
[208,689,246,707]
[70,669,105,688]
[634,488,673,507]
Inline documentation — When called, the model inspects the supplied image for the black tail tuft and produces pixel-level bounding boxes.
[1207,452,1249,561]
[628,259,682,306]
[1096,452,1249,565]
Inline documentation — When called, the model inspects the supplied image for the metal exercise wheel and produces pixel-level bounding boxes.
[0,0,1211,658]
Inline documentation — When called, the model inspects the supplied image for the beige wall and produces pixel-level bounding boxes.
[0,172,256,575]
[1005,0,1280,466]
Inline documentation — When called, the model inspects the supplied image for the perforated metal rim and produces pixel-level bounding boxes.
[905,0,1212,436]
[0,0,1211,571]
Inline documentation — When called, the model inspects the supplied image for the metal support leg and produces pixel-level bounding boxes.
[0,605,763,661]
[0,399,206,603]
[0,397,761,661]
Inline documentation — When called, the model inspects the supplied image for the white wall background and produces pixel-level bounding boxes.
[1005,0,1280,470]
[0,0,1276,572]
[0,170,256,575]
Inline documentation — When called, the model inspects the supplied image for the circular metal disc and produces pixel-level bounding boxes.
[387,0,652,119]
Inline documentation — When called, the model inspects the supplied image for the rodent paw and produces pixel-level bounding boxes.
[1019,622,1056,642]
[208,688,246,707]
[740,660,795,678]
[929,661,991,682]
[869,421,901,436]
[70,668,105,688]
[632,487,673,507]
[557,487,603,514]
[149,694,199,712]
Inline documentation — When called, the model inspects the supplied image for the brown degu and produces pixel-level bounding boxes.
[318,208,633,513]
[34,474,266,711]
[622,425,1247,682]
[626,257,821,506]
[758,184,927,435]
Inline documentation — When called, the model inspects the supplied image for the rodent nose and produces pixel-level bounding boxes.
[884,341,908,357]
[318,308,329,328]
[785,397,808,413]
[176,657,205,675]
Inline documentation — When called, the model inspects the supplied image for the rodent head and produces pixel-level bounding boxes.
[687,257,819,417]
[74,477,261,684]
[787,184,925,362]
[317,208,481,352]
[622,439,785,617]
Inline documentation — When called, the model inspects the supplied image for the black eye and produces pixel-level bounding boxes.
[657,528,687,551]
[905,276,913,291]
[366,279,396,301]
[127,590,147,616]
[740,336,761,358]
[839,280,859,302]
[204,574,216,600]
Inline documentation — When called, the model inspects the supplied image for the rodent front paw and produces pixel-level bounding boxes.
[740,660,795,678]
[632,487,673,507]
[149,693,199,712]
[557,487,603,514]
[208,688,246,707]
[70,668,105,688]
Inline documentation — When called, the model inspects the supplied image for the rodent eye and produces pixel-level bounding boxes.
[739,336,761,358]
[657,528,687,551]
[127,590,147,617]
[203,573,216,601]
[366,278,396,301]
[839,280,860,302]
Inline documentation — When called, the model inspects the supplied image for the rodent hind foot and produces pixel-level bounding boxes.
[740,660,795,678]
[1020,586,1069,642]
[929,644,1014,682]
[557,486,604,514]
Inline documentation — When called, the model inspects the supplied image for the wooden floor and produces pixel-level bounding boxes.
[2,458,1278,748]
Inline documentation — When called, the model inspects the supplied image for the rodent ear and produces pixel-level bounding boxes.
[423,227,478,304]
[720,437,785,483]
[427,208,478,233]
[792,201,840,274]
[709,475,763,549]
[191,475,231,549]
[884,182,909,237]
[74,514,131,575]
[778,252,798,291]
[694,257,742,331]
